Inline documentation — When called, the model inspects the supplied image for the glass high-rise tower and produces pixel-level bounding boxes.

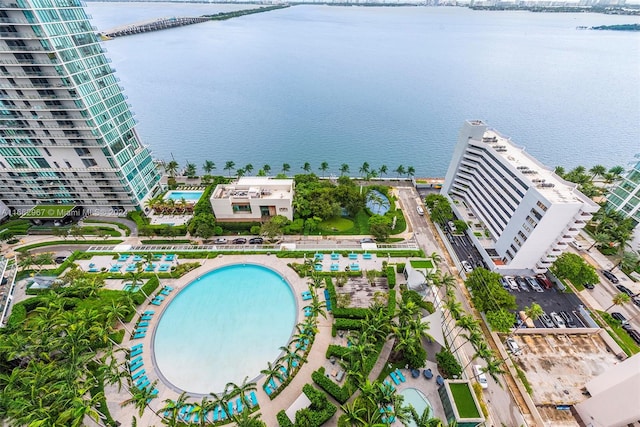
[0,0,160,214]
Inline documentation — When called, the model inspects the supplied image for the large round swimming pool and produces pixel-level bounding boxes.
[153,264,296,394]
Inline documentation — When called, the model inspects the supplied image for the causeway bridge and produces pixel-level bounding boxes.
[101,16,210,38]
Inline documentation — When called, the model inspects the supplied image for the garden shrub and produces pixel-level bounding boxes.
[312,367,351,404]
[276,411,294,427]
[334,318,363,331]
[387,288,396,317]
[332,306,370,319]
[300,384,337,426]
[396,262,406,273]
[436,348,462,379]
[326,345,350,359]
[6,303,26,327]
[133,276,160,305]
[386,266,396,288]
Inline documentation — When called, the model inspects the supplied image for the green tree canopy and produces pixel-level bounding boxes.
[550,252,599,287]
[465,268,517,313]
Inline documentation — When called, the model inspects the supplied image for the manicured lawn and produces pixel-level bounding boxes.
[410,259,434,269]
[449,382,481,419]
[319,217,354,232]
[598,311,639,355]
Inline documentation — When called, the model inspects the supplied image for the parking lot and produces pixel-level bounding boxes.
[505,276,587,328]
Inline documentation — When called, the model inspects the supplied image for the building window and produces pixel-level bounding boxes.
[232,204,251,213]
[536,200,548,212]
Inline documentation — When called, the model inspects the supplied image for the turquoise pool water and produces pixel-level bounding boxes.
[164,190,204,202]
[366,190,390,215]
[401,387,434,425]
[153,264,296,394]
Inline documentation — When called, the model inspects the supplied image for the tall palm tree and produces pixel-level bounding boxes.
[231,409,267,426]
[224,161,235,177]
[588,232,611,251]
[282,163,291,174]
[202,160,216,175]
[524,303,544,325]
[608,165,625,179]
[278,345,307,371]
[407,405,445,427]
[121,379,159,418]
[319,161,329,178]
[378,164,388,177]
[359,162,370,177]
[482,354,506,386]
[589,164,606,180]
[184,162,197,178]
[340,163,350,176]
[610,250,639,273]
[606,293,631,311]
[263,164,271,175]
[340,401,366,426]
[260,360,285,385]
[165,160,179,178]
[159,392,189,425]
[301,162,311,173]
[236,168,246,178]
[395,165,406,177]
[244,163,254,176]
[463,340,492,370]
[193,395,214,427]
[429,251,443,267]
[407,166,416,177]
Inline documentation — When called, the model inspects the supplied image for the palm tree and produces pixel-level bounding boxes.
[482,354,506,386]
[278,345,306,371]
[340,401,366,426]
[463,340,492,370]
[588,232,611,251]
[395,165,405,177]
[605,293,631,311]
[224,376,257,409]
[224,161,235,177]
[304,297,327,319]
[282,163,291,174]
[610,250,639,273]
[340,163,350,176]
[202,160,216,175]
[407,405,445,427]
[359,162,370,177]
[378,164,388,177]
[192,395,213,427]
[159,391,189,425]
[231,409,266,426]
[244,163,254,176]
[261,360,285,385]
[407,166,416,178]
[262,164,271,175]
[121,379,159,418]
[554,165,565,177]
[429,252,443,267]
[165,160,179,178]
[236,168,246,178]
[301,162,311,173]
[184,162,197,178]
[524,303,544,325]
[608,165,625,179]
[589,164,606,180]
[319,161,329,178]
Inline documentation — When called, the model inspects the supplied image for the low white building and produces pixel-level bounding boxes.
[442,120,599,274]
[210,177,294,222]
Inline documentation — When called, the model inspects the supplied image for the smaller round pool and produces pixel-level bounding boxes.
[401,387,433,424]
[366,190,390,215]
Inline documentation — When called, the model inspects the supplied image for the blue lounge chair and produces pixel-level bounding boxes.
[153,254,162,260]
[269,378,278,391]
[129,361,143,373]
[249,391,258,408]
[129,356,142,365]
[314,263,322,271]
[236,398,243,414]
[389,372,400,385]
[264,384,273,396]
[134,327,147,333]
[165,254,175,261]
[330,263,339,271]
[164,285,174,291]
[131,343,143,351]
[219,407,227,420]
[137,321,149,328]
[304,307,312,317]
[351,263,360,271]
[145,263,156,272]
[395,368,406,382]
[88,268,99,273]
[131,347,143,357]
[192,412,200,424]
[150,299,162,306]
[349,253,358,260]
[181,405,193,422]
[301,291,312,301]
[154,295,165,301]
[109,265,121,272]
[118,255,130,262]
[279,365,289,380]
[89,263,96,268]
[133,331,146,339]
[363,253,372,260]
[158,264,170,272]
[141,314,153,320]
[132,369,145,380]
[331,252,340,260]
[227,401,234,416]
[133,255,143,262]
[160,287,170,295]
[384,380,395,391]
[314,253,324,261]
[135,375,148,387]
[137,379,150,390]
[125,264,137,272]
[211,406,219,422]
[143,310,155,315]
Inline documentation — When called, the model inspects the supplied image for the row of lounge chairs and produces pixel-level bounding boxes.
[118,254,177,263]
[315,252,375,261]
[169,391,259,423]
[151,286,173,305]
[128,343,158,400]
[314,262,360,272]
[133,310,155,338]
[389,368,406,386]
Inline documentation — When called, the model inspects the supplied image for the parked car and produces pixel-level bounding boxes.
[232,237,247,244]
[360,237,375,244]
[516,276,530,292]
[500,277,510,290]
[625,328,640,345]
[526,277,544,292]
[506,276,519,291]
[540,313,554,328]
[611,312,628,325]
[602,270,619,284]
[461,260,473,273]
[214,238,228,244]
[54,256,67,264]
[473,365,488,389]
[616,284,634,297]
[632,297,640,308]
[535,274,553,289]
[584,282,596,290]
[559,311,576,328]
[416,206,424,216]
[248,237,264,244]
[505,337,522,355]
[550,312,566,328]
[570,240,585,251]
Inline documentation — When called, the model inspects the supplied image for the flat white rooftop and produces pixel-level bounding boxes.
[478,128,596,206]
[212,177,294,200]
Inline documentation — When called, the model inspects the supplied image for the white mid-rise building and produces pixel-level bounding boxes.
[210,177,294,222]
[442,120,599,274]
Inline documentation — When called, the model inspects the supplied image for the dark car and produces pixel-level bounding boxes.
[616,284,634,297]
[584,283,595,290]
[54,256,67,264]
[559,311,576,328]
[360,238,375,244]
[611,312,628,325]
[602,270,619,284]
[632,297,640,308]
[625,329,640,345]
[248,237,264,244]
[232,238,247,244]
[539,313,554,328]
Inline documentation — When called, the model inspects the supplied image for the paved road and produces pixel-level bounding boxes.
[397,187,527,427]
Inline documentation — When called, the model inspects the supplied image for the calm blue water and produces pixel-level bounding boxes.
[153,264,296,394]
[87,3,640,176]
[401,387,434,424]
[164,190,204,201]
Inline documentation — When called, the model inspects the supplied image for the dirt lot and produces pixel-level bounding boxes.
[511,333,620,405]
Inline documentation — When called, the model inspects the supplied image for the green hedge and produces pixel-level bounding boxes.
[6,303,26,327]
[387,288,396,317]
[386,266,396,288]
[298,384,337,426]
[334,318,363,331]
[332,306,371,319]
[218,221,261,232]
[396,263,406,273]
[326,344,350,359]
[325,277,337,311]
[312,367,351,404]
[276,411,295,427]
[16,240,123,252]
[133,276,160,305]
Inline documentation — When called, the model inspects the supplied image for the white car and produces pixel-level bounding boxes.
[550,312,566,328]
[461,260,473,273]
[506,276,519,291]
[473,365,488,389]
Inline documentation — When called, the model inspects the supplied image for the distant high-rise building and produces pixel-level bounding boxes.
[0,0,161,214]
[606,155,640,249]
[442,120,599,274]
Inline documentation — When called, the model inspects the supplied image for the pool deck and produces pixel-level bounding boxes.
[105,254,446,425]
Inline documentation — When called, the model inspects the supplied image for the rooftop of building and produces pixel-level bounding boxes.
[469,121,598,208]
[211,177,294,200]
